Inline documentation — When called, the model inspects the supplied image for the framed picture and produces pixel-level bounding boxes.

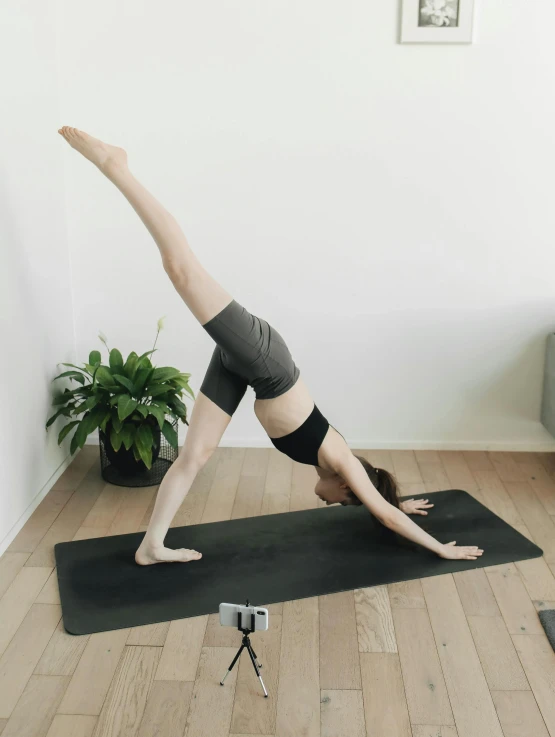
[400,0,476,43]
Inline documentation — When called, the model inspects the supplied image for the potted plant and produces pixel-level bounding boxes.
[46,317,194,478]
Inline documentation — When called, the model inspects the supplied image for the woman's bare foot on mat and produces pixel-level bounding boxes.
[58,126,127,176]
[135,541,203,566]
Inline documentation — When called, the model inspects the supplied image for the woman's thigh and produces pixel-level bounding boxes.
[178,390,235,464]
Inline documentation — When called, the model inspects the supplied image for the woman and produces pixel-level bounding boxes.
[58,127,483,566]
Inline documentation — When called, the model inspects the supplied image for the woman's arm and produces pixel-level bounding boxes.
[336,454,483,560]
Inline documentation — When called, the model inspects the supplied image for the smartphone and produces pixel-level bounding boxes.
[219,603,269,631]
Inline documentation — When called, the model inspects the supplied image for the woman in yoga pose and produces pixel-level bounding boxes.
[58,127,484,566]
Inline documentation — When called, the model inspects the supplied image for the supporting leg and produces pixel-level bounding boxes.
[220,644,245,685]
[246,641,269,697]
[135,392,232,565]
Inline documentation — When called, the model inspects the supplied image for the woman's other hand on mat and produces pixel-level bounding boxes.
[135,542,202,566]
[400,498,434,516]
[438,541,484,560]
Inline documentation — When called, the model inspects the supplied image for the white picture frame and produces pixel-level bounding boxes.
[400,0,476,44]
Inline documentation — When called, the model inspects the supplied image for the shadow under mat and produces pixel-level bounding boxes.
[55,489,543,635]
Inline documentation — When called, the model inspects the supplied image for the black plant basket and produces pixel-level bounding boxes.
[99,415,179,488]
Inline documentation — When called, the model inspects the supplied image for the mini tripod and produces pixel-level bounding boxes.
[220,599,268,697]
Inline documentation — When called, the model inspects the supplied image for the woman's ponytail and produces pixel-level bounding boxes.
[347,455,400,508]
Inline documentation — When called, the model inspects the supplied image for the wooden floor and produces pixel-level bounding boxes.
[1,447,555,737]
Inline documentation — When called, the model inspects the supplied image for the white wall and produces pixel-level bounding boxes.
[0,0,76,549]
[56,0,555,450]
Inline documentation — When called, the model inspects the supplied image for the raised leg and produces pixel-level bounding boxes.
[135,391,232,565]
[58,126,233,325]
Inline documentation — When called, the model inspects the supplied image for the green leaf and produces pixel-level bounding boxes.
[52,388,80,406]
[109,348,124,371]
[151,367,182,383]
[46,406,73,429]
[148,403,166,430]
[135,404,149,418]
[89,350,102,366]
[136,423,153,449]
[134,367,155,395]
[71,413,91,452]
[132,444,141,461]
[110,426,123,452]
[121,424,136,450]
[117,394,139,421]
[137,444,153,469]
[136,349,157,366]
[110,395,121,406]
[161,419,178,449]
[146,385,171,398]
[99,409,112,432]
[123,352,139,380]
[52,370,86,385]
[113,374,135,394]
[111,409,123,433]
[57,421,80,445]
[168,394,187,416]
[60,362,91,375]
[95,366,117,388]
[82,394,101,410]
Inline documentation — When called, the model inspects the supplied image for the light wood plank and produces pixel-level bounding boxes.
[471,471,524,528]
[393,607,454,726]
[463,452,493,471]
[466,616,528,690]
[422,574,504,737]
[155,615,208,681]
[0,604,62,719]
[412,728,458,737]
[92,645,160,737]
[490,690,550,737]
[516,461,555,515]
[319,592,361,689]
[0,720,6,736]
[107,486,157,536]
[485,563,544,634]
[79,485,128,529]
[230,615,282,736]
[416,456,451,494]
[534,599,555,611]
[34,618,89,676]
[290,462,319,512]
[355,586,397,653]
[487,452,527,482]
[126,621,169,647]
[516,557,555,601]
[453,569,500,617]
[0,553,30,600]
[388,579,426,609]
[391,451,423,485]
[512,634,555,735]
[360,653,411,737]
[320,689,366,737]
[185,647,239,737]
[275,598,320,737]
[0,567,52,658]
[58,627,130,716]
[35,570,61,605]
[7,490,73,554]
[25,465,107,567]
[137,681,192,737]
[46,715,97,737]
[201,447,245,523]
[504,481,555,563]
[203,613,244,647]
[1,674,69,737]
[260,450,293,516]
[72,527,108,542]
[232,448,270,520]
[440,452,485,505]
[52,446,97,492]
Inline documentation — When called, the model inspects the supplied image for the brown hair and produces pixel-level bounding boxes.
[345,455,400,508]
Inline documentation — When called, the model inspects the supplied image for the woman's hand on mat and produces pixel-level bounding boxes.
[400,498,434,516]
[438,541,484,560]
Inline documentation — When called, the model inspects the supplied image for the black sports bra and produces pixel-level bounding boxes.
[269,404,333,467]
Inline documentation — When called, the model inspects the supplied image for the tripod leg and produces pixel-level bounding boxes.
[250,645,263,669]
[246,641,268,697]
[220,644,244,686]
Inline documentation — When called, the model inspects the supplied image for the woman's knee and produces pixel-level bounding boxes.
[177,444,216,470]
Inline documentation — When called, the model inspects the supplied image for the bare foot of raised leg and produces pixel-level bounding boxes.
[135,539,203,566]
[58,126,127,176]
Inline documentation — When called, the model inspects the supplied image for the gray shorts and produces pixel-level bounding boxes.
[199,299,301,416]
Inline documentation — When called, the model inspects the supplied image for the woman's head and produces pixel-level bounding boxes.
[314,455,399,508]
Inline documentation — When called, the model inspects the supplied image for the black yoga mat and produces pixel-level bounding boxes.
[55,489,542,635]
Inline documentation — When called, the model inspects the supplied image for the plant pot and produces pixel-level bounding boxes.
[100,416,162,477]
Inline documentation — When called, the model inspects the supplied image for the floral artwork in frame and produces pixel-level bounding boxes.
[400,0,476,43]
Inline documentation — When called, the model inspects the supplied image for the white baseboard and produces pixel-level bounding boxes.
[0,451,76,557]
